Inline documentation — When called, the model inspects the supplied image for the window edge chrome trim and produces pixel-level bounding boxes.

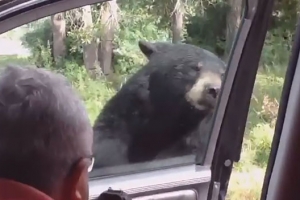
[0,0,109,34]
[89,155,195,178]
[0,0,46,17]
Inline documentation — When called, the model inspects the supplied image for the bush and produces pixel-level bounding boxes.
[53,60,116,124]
[113,8,170,75]
[21,19,53,68]
[185,1,229,56]
[0,55,32,67]
[260,28,293,77]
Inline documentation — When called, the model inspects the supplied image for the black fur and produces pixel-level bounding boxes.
[93,41,226,167]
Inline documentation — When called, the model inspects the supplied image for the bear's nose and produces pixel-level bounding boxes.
[207,86,220,99]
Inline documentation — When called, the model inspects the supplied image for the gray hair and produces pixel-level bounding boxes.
[0,65,93,195]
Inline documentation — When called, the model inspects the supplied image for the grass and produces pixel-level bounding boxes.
[0,55,284,200]
[228,167,265,200]
[0,55,32,66]
[59,62,116,123]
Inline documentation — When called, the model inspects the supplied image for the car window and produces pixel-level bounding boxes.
[0,0,244,178]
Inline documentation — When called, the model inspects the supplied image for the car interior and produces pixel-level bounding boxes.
[0,0,300,200]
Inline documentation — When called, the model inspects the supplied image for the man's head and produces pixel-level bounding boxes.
[0,66,93,200]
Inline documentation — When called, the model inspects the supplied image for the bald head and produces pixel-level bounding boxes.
[0,65,93,195]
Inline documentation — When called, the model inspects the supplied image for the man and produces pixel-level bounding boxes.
[0,65,94,200]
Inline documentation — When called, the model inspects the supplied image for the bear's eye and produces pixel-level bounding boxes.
[191,65,201,72]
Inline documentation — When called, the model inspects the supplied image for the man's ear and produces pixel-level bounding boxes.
[138,40,157,59]
[62,158,90,200]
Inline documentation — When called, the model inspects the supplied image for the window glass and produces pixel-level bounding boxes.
[0,0,244,177]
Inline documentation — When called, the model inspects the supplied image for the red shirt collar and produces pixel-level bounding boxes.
[0,178,53,200]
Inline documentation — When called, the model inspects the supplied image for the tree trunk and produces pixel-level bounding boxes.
[99,0,118,76]
[224,0,242,61]
[51,13,66,63]
[171,2,184,44]
[82,5,100,78]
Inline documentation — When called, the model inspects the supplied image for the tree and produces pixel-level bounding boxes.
[81,5,100,78]
[99,0,119,76]
[224,0,242,61]
[171,0,184,43]
[51,13,66,62]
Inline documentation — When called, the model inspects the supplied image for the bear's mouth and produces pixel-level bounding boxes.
[196,99,217,111]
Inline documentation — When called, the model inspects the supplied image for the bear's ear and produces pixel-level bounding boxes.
[138,40,157,59]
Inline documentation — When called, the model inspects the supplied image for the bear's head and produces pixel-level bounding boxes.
[138,40,226,113]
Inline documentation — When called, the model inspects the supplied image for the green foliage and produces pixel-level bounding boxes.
[114,6,170,75]
[54,60,116,123]
[272,0,299,32]
[0,55,32,67]
[185,1,229,56]
[21,19,52,50]
[260,28,293,76]
[21,19,54,68]
[249,124,273,168]
[21,17,84,69]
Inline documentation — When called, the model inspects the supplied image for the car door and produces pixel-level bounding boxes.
[0,0,274,200]
[206,0,276,199]
[258,14,300,200]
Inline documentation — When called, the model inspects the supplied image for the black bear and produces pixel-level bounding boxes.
[93,41,226,168]
[155,110,215,160]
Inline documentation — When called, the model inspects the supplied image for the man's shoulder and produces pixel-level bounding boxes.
[0,178,53,200]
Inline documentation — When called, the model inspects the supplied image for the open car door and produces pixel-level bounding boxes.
[0,0,274,200]
[204,0,275,199]
[259,13,300,200]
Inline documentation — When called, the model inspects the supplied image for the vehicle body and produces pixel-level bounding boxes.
[2,0,296,200]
